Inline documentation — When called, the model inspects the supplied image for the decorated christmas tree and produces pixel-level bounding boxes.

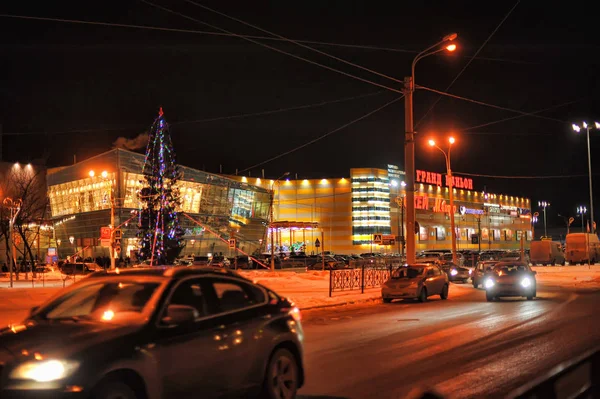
[137,108,184,264]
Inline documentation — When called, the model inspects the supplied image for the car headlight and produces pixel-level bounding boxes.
[521,277,531,288]
[450,269,458,276]
[10,360,79,382]
[468,269,473,275]
[484,279,495,289]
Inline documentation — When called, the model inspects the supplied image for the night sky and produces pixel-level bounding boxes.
[1,1,599,229]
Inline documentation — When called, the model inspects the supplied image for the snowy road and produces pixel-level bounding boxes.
[298,282,600,398]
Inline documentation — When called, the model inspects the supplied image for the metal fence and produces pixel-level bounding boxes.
[328,262,398,297]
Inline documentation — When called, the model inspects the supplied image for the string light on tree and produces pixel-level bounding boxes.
[137,107,184,265]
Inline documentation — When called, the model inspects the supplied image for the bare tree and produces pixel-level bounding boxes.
[0,165,48,278]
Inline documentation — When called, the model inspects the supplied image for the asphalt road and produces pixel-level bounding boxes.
[298,282,600,399]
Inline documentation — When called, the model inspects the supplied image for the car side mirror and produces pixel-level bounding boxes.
[161,304,198,326]
[29,306,39,316]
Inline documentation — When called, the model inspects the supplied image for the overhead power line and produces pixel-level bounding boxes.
[4,91,383,135]
[239,95,405,173]
[0,13,535,64]
[416,85,565,123]
[461,98,582,131]
[415,0,521,128]
[184,0,404,85]
[140,0,405,94]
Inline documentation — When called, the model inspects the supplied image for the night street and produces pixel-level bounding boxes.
[298,283,600,398]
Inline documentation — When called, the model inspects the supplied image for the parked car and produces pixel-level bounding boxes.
[381,263,449,303]
[192,255,210,266]
[0,266,305,398]
[483,261,537,301]
[228,255,255,269]
[306,256,346,270]
[208,256,230,268]
[439,262,471,283]
[530,240,566,266]
[60,262,102,276]
[439,252,465,267]
[472,261,499,288]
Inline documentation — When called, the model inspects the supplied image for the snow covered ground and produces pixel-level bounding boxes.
[1,265,599,311]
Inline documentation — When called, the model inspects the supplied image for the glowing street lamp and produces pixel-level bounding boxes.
[404,33,458,264]
[538,201,550,238]
[428,136,457,263]
[577,206,587,233]
[572,121,600,233]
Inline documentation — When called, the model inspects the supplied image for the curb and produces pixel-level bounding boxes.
[300,295,381,311]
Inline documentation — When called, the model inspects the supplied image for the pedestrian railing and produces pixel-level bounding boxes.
[328,264,393,297]
[506,345,599,399]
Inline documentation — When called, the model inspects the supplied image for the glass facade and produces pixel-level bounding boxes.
[351,168,392,244]
[46,149,271,259]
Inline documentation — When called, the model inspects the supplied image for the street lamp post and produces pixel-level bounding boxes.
[270,172,290,271]
[577,206,587,233]
[90,170,116,269]
[572,122,599,234]
[428,137,457,264]
[404,33,457,264]
[3,197,23,288]
[538,201,550,238]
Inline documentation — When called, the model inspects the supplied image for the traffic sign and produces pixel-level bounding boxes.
[228,238,236,249]
[471,234,479,244]
[314,238,321,248]
[100,227,111,240]
[373,234,382,244]
[114,238,122,253]
[114,229,122,239]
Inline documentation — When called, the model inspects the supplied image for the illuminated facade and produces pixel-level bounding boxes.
[47,149,270,260]
[230,165,533,255]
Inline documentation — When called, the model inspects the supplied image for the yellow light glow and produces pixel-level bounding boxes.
[340,178,347,183]
[101,171,108,178]
[302,179,309,186]
[255,178,261,185]
[102,310,115,321]
[446,44,457,52]
[269,179,274,185]
[241,176,248,183]
[88,171,95,177]
[449,137,455,144]
[320,179,328,184]
[428,139,436,146]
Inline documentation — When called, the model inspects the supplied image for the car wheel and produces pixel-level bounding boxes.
[561,260,566,266]
[440,284,449,300]
[92,380,137,399]
[526,295,534,300]
[383,298,392,303]
[473,280,478,288]
[262,348,299,399]
[486,292,495,302]
[418,287,428,303]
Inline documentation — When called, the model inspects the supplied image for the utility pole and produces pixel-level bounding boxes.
[403,76,416,264]
[477,216,481,252]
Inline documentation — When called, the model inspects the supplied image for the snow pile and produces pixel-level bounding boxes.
[533,265,600,288]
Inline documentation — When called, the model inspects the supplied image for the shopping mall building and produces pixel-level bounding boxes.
[229,164,533,255]
[46,149,271,260]
[45,149,532,260]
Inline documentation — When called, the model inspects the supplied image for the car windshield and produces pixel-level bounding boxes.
[35,281,161,323]
[495,265,529,274]
[392,267,425,279]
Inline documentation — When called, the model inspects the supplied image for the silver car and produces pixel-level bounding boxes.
[381,264,449,303]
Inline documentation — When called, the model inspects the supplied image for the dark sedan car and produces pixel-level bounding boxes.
[439,262,471,283]
[483,261,537,301]
[472,261,499,288]
[0,267,304,399]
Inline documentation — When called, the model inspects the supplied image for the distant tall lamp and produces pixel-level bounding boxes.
[577,206,587,233]
[428,136,457,264]
[532,212,539,241]
[270,172,290,271]
[538,201,550,238]
[572,121,599,234]
[3,197,22,288]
